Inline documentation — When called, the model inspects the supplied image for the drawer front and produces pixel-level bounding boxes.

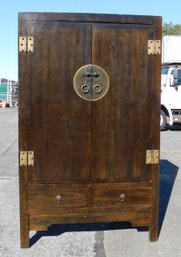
[28,184,88,211]
[93,186,151,207]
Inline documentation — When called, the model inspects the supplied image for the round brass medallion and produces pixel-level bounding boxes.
[73,64,110,101]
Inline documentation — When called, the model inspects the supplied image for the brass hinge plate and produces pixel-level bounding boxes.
[20,151,27,166]
[148,40,161,55]
[19,37,27,52]
[19,37,34,53]
[146,150,159,164]
[27,37,34,52]
[28,151,34,166]
[20,151,34,166]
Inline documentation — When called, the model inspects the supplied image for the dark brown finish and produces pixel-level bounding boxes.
[19,12,162,248]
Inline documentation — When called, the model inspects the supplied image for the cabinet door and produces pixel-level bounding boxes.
[26,22,92,182]
[91,23,155,182]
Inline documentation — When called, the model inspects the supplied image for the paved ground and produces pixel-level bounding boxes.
[0,108,181,257]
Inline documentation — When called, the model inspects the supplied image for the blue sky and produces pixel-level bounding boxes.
[0,0,181,81]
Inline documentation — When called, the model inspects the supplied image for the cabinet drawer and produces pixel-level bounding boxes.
[93,186,151,207]
[28,184,88,211]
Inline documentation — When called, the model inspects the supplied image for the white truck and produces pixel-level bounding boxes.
[160,36,181,130]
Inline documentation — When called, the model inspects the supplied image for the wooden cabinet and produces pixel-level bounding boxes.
[18,13,162,248]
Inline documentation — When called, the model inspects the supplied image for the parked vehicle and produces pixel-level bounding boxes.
[160,62,181,130]
[160,35,181,130]
[162,35,181,63]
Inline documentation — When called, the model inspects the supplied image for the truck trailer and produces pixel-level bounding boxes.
[160,36,181,130]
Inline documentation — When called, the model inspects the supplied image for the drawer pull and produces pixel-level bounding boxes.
[119,193,125,202]
[56,195,62,204]
[81,84,90,94]
[93,84,102,94]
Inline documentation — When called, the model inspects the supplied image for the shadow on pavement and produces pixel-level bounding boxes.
[30,160,178,247]
[30,221,134,247]
[163,123,181,131]
[159,159,178,234]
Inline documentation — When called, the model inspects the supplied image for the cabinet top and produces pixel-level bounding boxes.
[18,12,162,25]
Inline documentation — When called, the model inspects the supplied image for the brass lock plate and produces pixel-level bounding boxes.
[73,64,110,101]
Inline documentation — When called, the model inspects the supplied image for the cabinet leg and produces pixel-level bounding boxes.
[149,201,159,241]
[20,214,29,248]
[150,166,159,242]
[149,224,158,242]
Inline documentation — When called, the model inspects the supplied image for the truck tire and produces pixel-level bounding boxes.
[160,110,167,130]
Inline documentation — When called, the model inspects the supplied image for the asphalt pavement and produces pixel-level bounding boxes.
[0,108,181,257]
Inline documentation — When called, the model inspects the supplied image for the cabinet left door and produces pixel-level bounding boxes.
[19,21,92,183]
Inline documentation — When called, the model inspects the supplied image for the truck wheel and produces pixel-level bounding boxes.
[160,110,167,130]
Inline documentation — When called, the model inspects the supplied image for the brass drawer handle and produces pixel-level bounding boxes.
[56,195,62,204]
[81,84,90,94]
[119,193,125,202]
[93,84,102,94]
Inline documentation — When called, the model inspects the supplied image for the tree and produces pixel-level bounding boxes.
[162,22,181,35]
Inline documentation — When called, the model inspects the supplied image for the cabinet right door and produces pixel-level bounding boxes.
[91,23,157,182]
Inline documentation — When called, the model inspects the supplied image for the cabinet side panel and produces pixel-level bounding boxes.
[148,17,162,241]
[18,14,29,248]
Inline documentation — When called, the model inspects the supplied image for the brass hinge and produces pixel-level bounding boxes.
[146,150,159,164]
[148,40,161,55]
[19,37,34,53]
[20,151,34,166]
